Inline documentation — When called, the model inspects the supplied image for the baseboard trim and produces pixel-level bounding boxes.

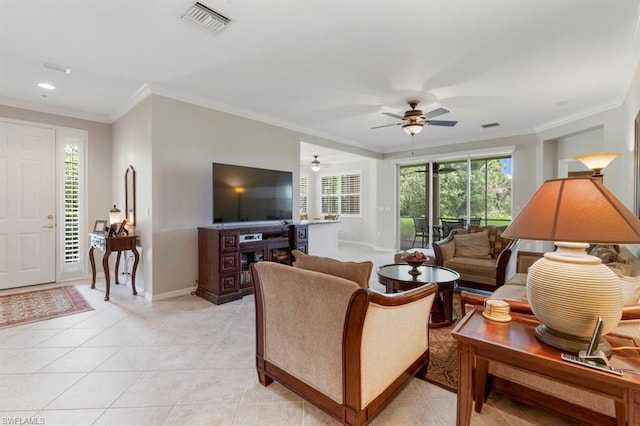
[150,285,198,301]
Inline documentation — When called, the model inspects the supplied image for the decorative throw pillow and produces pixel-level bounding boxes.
[453,231,491,259]
[589,244,618,264]
[608,262,633,277]
[291,250,373,289]
[619,275,640,304]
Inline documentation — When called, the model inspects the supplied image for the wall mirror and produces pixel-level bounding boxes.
[125,165,136,225]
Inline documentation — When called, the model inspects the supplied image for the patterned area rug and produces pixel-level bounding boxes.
[425,293,462,392]
[0,285,93,329]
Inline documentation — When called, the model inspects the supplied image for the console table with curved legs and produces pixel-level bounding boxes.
[89,233,140,301]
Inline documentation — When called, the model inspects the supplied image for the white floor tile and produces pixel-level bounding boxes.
[0,373,84,411]
[38,346,121,373]
[46,371,140,409]
[34,409,105,426]
[0,347,72,374]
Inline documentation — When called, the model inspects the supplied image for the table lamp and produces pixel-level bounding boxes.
[573,152,621,182]
[501,178,640,354]
[109,205,121,226]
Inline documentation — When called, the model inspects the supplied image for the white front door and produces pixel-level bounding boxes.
[0,122,56,289]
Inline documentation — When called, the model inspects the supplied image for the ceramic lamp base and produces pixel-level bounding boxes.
[527,242,623,352]
[534,324,612,356]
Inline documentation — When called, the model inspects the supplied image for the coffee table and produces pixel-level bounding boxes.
[376,264,460,328]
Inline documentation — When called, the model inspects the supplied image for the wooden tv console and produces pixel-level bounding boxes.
[197,223,308,304]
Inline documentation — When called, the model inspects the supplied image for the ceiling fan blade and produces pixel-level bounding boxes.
[427,120,458,127]
[423,107,449,119]
[382,112,404,120]
[371,123,401,129]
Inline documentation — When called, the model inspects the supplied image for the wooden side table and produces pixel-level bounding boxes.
[452,308,640,425]
[89,233,140,301]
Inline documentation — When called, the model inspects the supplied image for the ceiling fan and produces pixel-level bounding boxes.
[311,155,321,172]
[372,100,458,136]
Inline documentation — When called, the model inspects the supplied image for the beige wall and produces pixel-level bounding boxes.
[145,95,350,296]
[0,105,112,278]
[112,98,152,294]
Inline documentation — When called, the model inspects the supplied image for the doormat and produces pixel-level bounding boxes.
[0,285,93,329]
[424,293,461,393]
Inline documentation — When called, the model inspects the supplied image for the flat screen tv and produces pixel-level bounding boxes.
[212,162,293,224]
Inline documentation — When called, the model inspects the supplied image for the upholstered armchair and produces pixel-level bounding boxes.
[432,225,519,291]
[251,261,437,426]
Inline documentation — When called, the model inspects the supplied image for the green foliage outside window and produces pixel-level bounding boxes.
[399,157,512,225]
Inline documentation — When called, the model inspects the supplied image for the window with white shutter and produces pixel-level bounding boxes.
[299,174,308,214]
[64,144,80,264]
[321,173,361,217]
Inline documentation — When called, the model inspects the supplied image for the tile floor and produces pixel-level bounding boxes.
[0,243,575,425]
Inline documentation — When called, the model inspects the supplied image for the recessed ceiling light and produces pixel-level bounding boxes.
[37,82,55,90]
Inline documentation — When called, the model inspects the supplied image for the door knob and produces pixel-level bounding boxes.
[42,223,55,229]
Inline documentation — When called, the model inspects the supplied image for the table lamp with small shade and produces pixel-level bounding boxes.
[501,178,640,355]
[109,205,121,226]
[574,152,621,182]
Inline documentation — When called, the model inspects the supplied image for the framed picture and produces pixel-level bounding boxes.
[93,220,108,233]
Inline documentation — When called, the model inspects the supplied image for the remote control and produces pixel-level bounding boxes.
[561,353,623,376]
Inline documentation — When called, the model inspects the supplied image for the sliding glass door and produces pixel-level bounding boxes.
[399,156,512,249]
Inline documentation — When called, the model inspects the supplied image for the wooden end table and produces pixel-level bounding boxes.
[89,233,140,301]
[452,308,640,425]
[376,264,460,328]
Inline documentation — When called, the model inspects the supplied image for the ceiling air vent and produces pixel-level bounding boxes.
[481,122,500,129]
[181,2,231,34]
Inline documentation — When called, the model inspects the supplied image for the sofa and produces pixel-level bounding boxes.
[251,259,437,425]
[460,244,640,424]
[462,244,640,315]
[432,225,519,291]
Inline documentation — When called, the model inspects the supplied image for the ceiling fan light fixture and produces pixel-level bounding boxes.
[311,155,321,172]
[402,123,423,136]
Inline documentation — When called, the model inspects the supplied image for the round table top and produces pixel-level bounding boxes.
[376,263,460,285]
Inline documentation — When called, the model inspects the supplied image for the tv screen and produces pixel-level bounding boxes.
[212,162,293,224]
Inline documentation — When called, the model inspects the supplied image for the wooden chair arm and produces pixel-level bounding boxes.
[432,233,455,266]
[622,305,640,320]
[495,239,520,287]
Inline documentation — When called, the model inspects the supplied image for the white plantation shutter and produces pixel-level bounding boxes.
[58,129,86,283]
[321,175,339,214]
[340,174,360,215]
[64,145,80,264]
[321,173,361,217]
[299,174,308,214]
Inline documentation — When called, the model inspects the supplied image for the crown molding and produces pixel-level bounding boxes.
[109,83,153,122]
[534,100,622,133]
[0,96,111,123]
[113,82,377,153]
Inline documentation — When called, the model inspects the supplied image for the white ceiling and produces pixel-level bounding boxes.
[2,0,640,159]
